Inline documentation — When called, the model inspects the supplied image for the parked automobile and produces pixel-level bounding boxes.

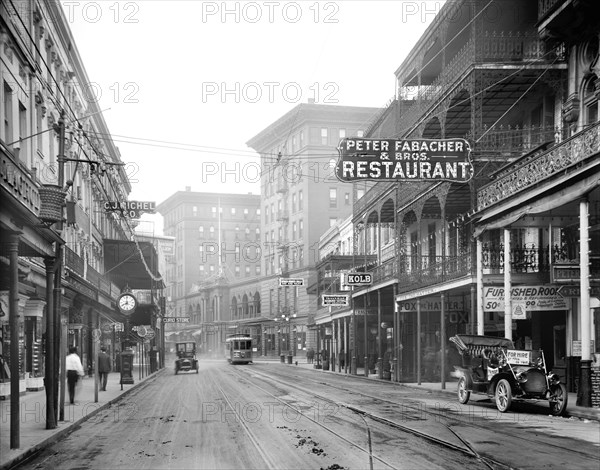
[174,342,198,374]
[449,334,568,416]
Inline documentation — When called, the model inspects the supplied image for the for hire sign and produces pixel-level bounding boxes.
[335,138,473,183]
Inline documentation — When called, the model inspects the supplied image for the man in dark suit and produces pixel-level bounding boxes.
[98,346,111,391]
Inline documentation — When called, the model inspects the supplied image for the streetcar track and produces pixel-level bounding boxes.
[210,369,280,470]
[222,366,399,469]
[233,366,547,469]
[255,365,599,462]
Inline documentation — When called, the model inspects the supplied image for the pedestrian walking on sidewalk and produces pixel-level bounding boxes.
[66,346,84,404]
[98,346,111,391]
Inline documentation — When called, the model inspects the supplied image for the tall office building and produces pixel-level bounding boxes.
[246,103,380,355]
[157,188,261,322]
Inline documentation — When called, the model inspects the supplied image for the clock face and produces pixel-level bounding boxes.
[118,294,137,312]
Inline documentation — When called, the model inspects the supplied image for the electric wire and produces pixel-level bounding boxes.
[7,0,162,283]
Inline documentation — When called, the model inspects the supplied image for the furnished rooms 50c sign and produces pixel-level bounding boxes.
[483,286,567,312]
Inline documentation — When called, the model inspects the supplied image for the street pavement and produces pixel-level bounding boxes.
[1,358,599,470]
[256,356,600,422]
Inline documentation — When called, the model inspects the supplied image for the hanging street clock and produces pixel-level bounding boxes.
[117,292,138,315]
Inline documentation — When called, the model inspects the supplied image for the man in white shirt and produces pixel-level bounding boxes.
[66,346,84,404]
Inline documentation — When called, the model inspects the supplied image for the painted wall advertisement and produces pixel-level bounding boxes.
[483,286,567,312]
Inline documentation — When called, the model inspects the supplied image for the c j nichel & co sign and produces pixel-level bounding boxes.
[335,138,473,183]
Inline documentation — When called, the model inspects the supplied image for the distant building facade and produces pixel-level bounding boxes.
[157,188,262,355]
[246,103,380,356]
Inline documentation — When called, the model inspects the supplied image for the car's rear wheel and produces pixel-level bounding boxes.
[549,383,568,416]
[457,376,470,404]
[495,378,512,412]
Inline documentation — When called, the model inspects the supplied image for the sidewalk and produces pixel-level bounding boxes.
[254,356,600,422]
[0,367,159,470]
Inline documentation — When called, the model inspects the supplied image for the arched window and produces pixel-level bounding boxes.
[583,77,598,126]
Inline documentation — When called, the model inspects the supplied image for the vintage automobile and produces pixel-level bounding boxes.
[449,334,568,416]
[174,342,199,374]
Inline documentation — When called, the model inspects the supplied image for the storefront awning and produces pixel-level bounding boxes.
[103,239,165,290]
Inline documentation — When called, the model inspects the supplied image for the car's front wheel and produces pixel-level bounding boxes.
[495,378,512,412]
[457,376,470,404]
[549,383,568,416]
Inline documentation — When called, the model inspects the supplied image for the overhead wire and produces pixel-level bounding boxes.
[7,0,162,283]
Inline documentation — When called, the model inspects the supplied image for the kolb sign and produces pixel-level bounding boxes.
[335,138,473,183]
[346,273,372,286]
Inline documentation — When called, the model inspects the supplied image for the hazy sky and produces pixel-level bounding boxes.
[63,1,442,233]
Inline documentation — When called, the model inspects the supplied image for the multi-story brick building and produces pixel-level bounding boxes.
[157,188,262,355]
[246,103,380,357]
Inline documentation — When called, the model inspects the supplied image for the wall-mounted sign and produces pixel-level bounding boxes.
[104,201,156,219]
[322,294,349,307]
[397,298,464,313]
[279,278,304,287]
[557,285,600,298]
[163,317,190,323]
[551,264,580,283]
[572,340,595,357]
[0,156,41,214]
[346,273,373,286]
[483,286,567,312]
[335,138,473,183]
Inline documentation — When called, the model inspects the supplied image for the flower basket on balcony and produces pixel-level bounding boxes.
[38,185,67,223]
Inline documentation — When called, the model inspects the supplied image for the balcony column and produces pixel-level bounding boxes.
[504,228,512,340]
[393,283,399,383]
[476,238,484,335]
[44,257,57,430]
[364,294,368,377]
[344,317,348,374]
[338,318,343,372]
[7,233,20,449]
[417,298,421,385]
[440,291,446,390]
[578,198,592,407]
[377,290,382,379]
[470,285,477,335]
[377,217,382,265]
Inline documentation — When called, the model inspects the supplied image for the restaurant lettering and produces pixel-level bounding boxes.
[335,138,473,183]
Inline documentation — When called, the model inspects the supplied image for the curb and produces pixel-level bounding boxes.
[1,369,163,470]
[264,361,600,422]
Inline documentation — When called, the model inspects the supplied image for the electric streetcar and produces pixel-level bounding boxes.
[225,334,253,364]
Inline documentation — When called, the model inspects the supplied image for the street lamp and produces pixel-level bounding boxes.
[280,311,296,358]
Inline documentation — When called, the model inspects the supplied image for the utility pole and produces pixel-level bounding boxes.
[46,111,66,428]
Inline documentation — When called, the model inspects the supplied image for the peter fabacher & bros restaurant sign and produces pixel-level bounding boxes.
[335,138,473,183]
